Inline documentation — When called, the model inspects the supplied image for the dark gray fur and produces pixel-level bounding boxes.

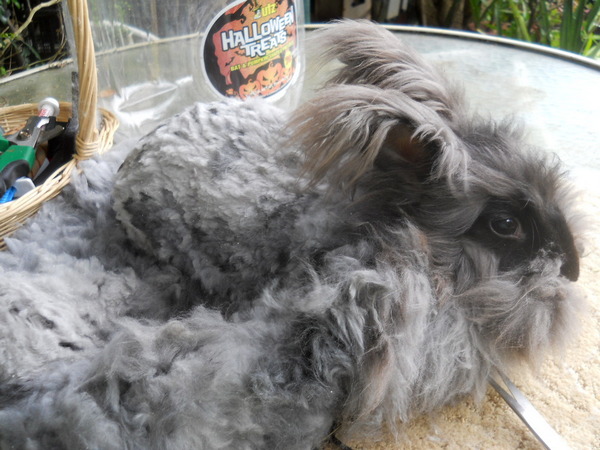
[0,20,584,449]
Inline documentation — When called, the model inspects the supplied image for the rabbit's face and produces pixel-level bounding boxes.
[416,126,581,287]
[465,198,579,281]
[461,190,579,281]
[448,131,583,360]
[291,20,584,361]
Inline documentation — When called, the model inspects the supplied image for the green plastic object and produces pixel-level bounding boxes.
[0,143,36,196]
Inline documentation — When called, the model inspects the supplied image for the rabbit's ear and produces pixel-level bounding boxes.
[291,83,468,190]
[291,20,469,189]
[313,20,464,119]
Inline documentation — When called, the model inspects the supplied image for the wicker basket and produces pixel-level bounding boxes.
[0,0,118,250]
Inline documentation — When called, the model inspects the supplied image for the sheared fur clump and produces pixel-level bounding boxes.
[0,20,585,449]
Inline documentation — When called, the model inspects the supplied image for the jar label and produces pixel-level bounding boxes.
[202,0,299,100]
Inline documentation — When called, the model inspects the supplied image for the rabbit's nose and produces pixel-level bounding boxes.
[549,214,580,282]
[560,256,579,282]
[558,236,579,282]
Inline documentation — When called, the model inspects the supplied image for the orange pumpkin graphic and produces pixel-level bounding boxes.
[239,78,261,99]
[257,62,283,93]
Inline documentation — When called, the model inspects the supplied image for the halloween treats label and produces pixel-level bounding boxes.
[202,0,299,100]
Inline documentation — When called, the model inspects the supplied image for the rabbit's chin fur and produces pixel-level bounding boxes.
[458,256,581,363]
[0,20,586,450]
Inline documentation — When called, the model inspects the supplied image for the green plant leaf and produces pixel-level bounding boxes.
[572,0,587,50]
[494,0,504,36]
[538,0,552,45]
[507,0,531,41]
[481,0,500,24]
[584,1,600,33]
[560,0,574,50]
[469,0,482,26]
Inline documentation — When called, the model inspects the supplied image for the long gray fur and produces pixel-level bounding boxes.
[0,20,585,449]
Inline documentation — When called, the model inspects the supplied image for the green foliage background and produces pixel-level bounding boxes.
[467,0,600,58]
[1,0,67,77]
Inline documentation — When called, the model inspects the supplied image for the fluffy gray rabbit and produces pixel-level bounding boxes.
[114,19,583,352]
[0,20,584,449]
[110,19,583,444]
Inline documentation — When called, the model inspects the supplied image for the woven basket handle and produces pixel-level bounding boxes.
[66,0,99,160]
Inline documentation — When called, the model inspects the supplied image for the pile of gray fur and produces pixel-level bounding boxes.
[0,21,584,449]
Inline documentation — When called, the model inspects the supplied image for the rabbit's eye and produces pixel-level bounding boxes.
[489,216,521,238]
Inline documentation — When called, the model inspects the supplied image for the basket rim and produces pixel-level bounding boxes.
[0,106,118,248]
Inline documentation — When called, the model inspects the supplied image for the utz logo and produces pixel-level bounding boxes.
[202,0,298,99]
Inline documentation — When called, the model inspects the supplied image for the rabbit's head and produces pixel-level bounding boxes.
[292,21,584,364]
